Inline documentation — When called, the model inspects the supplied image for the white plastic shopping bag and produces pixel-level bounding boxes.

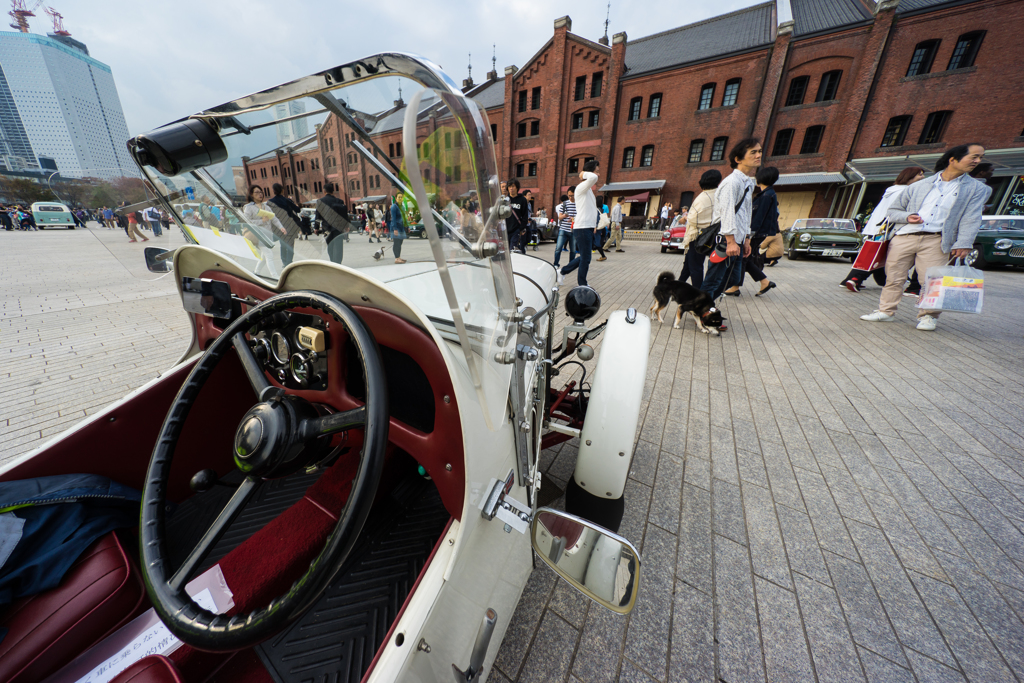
[917,259,984,314]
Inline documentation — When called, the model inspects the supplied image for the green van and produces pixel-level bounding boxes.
[31,202,76,229]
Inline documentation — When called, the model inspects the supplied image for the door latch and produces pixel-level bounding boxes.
[480,470,531,534]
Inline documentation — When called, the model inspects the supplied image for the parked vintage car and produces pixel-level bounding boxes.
[661,225,686,253]
[1,54,650,683]
[31,201,75,229]
[966,215,1024,269]
[784,218,863,260]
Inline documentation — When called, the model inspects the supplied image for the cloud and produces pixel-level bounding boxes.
[39,0,765,134]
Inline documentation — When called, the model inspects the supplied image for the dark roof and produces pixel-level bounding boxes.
[623,2,774,77]
[790,0,871,36]
[469,77,505,110]
[895,0,984,14]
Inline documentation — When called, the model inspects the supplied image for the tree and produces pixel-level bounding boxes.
[0,176,49,205]
[109,176,147,205]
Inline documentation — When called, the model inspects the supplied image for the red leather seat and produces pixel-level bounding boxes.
[110,655,184,683]
[0,532,145,683]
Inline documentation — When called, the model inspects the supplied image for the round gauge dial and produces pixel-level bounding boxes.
[290,352,311,387]
[270,331,290,365]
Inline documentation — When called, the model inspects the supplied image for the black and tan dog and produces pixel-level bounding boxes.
[649,271,725,334]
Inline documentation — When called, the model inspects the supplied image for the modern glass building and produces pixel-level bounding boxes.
[0,31,136,179]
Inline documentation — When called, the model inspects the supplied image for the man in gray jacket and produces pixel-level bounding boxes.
[861,143,990,331]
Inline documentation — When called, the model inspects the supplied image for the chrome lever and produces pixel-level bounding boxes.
[452,608,497,682]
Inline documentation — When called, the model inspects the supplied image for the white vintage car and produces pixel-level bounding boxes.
[0,54,649,683]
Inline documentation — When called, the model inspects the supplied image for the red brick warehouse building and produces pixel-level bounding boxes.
[242,0,1024,228]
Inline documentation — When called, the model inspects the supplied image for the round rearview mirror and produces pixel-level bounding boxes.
[530,507,640,614]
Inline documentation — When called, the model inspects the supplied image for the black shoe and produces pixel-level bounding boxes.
[723,290,741,297]
[756,282,776,297]
[766,259,778,267]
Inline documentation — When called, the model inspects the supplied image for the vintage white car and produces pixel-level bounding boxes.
[0,54,649,683]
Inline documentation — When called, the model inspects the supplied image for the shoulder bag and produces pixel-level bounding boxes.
[694,185,749,257]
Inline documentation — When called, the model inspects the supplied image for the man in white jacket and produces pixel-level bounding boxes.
[559,159,600,286]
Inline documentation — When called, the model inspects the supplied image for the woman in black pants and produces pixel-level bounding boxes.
[725,167,777,297]
[679,170,721,288]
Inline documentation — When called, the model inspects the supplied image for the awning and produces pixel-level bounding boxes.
[622,192,650,203]
[774,172,846,186]
[599,180,666,193]
[355,195,387,203]
[847,147,1024,182]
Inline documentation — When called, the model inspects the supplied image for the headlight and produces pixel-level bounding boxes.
[799,233,811,242]
[662,232,671,238]
[995,239,1013,250]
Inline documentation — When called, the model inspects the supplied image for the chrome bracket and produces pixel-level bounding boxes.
[480,470,531,534]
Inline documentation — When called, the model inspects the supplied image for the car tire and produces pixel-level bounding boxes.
[787,245,800,260]
[849,255,856,263]
[661,246,667,253]
[967,248,987,269]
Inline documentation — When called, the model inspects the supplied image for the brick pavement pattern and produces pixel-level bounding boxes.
[3,226,1024,682]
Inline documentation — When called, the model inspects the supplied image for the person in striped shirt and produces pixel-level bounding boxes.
[553,187,576,268]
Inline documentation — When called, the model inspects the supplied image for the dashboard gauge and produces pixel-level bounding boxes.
[290,352,311,387]
[270,331,290,365]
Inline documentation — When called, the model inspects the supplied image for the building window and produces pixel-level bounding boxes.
[260,167,267,178]
[801,125,825,154]
[906,40,940,77]
[571,112,584,130]
[688,140,704,163]
[722,79,741,107]
[648,93,662,118]
[491,124,498,142]
[445,132,452,149]
[948,31,984,70]
[628,97,642,121]
[531,86,541,110]
[454,165,462,182]
[528,162,537,177]
[574,76,587,101]
[710,137,728,161]
[785,76,809,106]
[622,147,635,168]
[389,143,395,157]
[518,90,527,113]
[271,166,278,176]
[816,70,842,102]
[881,116,912,147]
[530,120,540,136]
[640,145,654,167]
[698,84,715,110]
[918,111,952,144]
[772,129,794,156]
[588,110,599,127]
[591,72,603,98]
[517,122,528,138]
[568,158,580,173]
[516,163,525,177]
[444,166,452,182]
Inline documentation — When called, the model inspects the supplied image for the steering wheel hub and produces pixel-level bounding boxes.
[235,415,264,460]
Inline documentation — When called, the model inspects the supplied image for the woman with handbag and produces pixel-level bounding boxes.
[842,167,924,291]
[679,170,721,288]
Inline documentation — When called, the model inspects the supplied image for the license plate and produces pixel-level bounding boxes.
[822,249,844,256]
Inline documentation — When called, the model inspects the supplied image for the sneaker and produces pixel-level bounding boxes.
[903,291,920,298]
[556,270,565,286]
[844,280,860,292]
[860,310,895,322]
[916,315,937,331]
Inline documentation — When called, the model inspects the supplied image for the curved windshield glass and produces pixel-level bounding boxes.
[119,54,515,429]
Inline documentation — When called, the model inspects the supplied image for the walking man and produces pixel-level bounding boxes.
[553,189,576,269]
[861,143,990,331]
[605,200,624,252]
[316,182,350,264]
[700,138,760,302]
[559,160,600,286]
[144,205,162,236]
[659,202,670,231]
[267,183,300,266]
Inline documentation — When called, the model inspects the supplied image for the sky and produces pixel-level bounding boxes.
[18,0,777,136]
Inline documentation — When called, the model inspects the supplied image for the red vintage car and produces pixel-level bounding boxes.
[660,225,686,253]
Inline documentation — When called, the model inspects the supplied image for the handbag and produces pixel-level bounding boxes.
[694,185,749,256]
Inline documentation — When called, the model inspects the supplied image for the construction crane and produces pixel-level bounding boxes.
[8,0,43,33]
[43,6,68,35]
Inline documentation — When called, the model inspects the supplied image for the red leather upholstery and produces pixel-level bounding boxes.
[0,532,145,683]
[110,655,184,683]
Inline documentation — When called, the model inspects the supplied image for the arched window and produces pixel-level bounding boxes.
[647,94,662,118]
[640,145,654,167]
[688,140,704,163]
[785,76,809,106]
[628,97,642,121]
[622,147,635,168]
[907,40,940,77]
[881,116,912,147]
[919,111,952,144]
[815,71,842,102]
[722,79,741,107]
[698,84,715,110]
[947,31,984,70]
[710,137,728,162]
[801,126,825,154]
[772,129,794,156]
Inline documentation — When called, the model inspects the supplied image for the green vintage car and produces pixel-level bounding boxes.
[784,218,863,261]
[966,215,1024,269]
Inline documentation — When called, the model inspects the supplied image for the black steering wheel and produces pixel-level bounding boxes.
[140,291,389,651]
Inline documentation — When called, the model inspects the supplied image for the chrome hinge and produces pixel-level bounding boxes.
[480,470,531,534]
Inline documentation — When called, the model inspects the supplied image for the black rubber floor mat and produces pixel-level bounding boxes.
[255,478,451,683]
[165,469,323,576]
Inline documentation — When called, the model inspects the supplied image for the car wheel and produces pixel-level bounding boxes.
[966,248,987,269]
[787,245,800,260]
[849,255,856,263]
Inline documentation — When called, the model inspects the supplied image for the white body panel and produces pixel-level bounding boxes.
[573,311,651,499]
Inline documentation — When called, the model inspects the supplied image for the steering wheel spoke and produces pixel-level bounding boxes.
[168,475,261,593]
[300,406,367,441]
[232,332,277,400]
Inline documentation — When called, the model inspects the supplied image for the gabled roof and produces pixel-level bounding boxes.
[369,93,440,135]
[895,0,984,14]
[468,77,505,110]
[790,0,871,36]
[623,2,774,77]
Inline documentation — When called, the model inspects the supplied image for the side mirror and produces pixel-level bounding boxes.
[531,508,640,614]
[144,247,173,273]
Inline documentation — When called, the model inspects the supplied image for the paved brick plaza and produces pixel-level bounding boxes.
[2,226,1024,682]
